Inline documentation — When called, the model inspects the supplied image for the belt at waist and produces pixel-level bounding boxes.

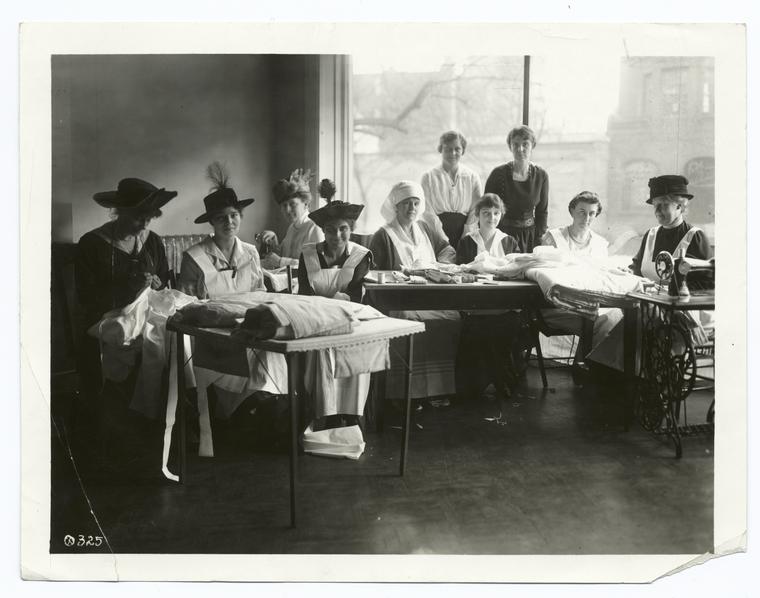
[501,217,535,228]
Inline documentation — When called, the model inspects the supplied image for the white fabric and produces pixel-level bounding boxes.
[640,225,701,282]
[380,180,426,224]
[301,423,365,460]
[382,219,437,269]
[545,227,609,257]
[420,164,482,215]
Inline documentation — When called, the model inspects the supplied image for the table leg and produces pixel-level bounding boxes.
[622,305,637,432]
[176,330,186,484]
[400,335,414,476]
[287,353,298,528]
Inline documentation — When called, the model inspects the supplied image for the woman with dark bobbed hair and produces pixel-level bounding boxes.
[541,191,608,256]
[484,125,549,252]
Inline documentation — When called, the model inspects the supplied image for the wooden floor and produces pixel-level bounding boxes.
[50,366,714,555]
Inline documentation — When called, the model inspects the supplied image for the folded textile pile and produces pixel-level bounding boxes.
[462,247,644,317]
[172,291,384,343]
[404,268,477,284]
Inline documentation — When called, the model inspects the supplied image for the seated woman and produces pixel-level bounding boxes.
[297,181,373,428]
[369,180,460,405]
[75,177,175,405]
[420,130,483,248]
[258,168,324,271]
[455,194,522,404]
[456,193,520,263]
[537,191,616,359]
[588,175,713,371]
[177,162,287,454]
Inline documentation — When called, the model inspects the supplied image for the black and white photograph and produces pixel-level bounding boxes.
[18,19,748,585]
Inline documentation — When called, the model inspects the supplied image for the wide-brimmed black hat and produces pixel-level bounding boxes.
[647,175,693,204]
[194,188,255,224]
[93,178,177,211]
[309,201,364,228]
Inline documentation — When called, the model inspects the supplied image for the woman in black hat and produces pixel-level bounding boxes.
[297,179,371,303]
[76,177,175,329]
[629,174,712,289]
[177,162,262,299]
[297,179,373,429]
[177,162,287,454]
[74,177,176,424]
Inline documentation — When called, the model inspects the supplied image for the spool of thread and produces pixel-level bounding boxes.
[377,272,386,284]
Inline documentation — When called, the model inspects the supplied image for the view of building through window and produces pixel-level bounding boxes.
[351,54,714,255]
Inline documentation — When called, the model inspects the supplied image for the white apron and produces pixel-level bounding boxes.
[383,220,461,399]
[302,242,372,417]
[187,238,288,456]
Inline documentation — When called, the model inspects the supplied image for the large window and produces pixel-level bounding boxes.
[351,54,715,249]
[351,55,524,233]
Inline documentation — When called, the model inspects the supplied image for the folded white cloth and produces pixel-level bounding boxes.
[301,422,366,460]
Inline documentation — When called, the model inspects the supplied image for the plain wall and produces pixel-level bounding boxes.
[52,54,292,244]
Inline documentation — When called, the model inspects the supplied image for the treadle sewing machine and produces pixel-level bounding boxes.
[630,250,715,458]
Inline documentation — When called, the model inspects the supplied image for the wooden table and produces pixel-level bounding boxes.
[165,316,425,527]
[628,290,715,457]
[364,277,549,312]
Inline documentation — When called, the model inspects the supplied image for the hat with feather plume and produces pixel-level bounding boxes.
[308,179,364,228]
[194,161,255,224]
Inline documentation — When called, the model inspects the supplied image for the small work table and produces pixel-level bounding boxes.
[165,316,425,527]
[628,290,715,458]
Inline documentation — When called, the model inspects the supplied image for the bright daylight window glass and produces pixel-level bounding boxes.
[351,54,714,257]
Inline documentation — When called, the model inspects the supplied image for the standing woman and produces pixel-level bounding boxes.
[76,177,175,401]
[259,168,324,270]
[178,162,287,454]
[484,125,549,253]
[420,130,483,248]
[298,180,373,427]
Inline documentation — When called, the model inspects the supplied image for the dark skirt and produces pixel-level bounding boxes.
[455,312,523,400]
[498,224,538,253]
[437,212,468,248]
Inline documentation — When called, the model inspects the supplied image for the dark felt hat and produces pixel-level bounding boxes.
[194,188,255,224]
[308,201,364,228]
[93,178,177,211]
[647,175,693,204]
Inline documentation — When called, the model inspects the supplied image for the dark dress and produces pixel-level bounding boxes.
[297,244,372,303]
[75,226,169,400]
[455,233,521,265]
[454,231,524,401]
[484,162,549,252]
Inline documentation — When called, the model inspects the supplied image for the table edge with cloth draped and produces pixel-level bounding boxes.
[165,316,425,528]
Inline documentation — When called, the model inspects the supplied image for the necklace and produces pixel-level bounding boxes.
[567,228,590,246]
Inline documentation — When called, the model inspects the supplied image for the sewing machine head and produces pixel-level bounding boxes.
[654,250,715,300]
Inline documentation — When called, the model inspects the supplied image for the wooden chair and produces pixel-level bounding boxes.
[524,308,590,388]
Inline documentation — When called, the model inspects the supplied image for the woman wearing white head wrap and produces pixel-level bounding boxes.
[369,181,460,405]
[370,180,456,270]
